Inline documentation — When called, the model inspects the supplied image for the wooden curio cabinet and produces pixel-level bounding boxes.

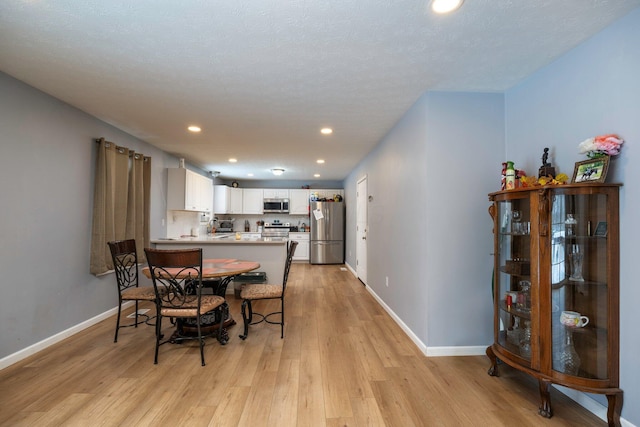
[487,183,623,426]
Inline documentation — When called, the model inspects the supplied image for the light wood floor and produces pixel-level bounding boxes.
[0,263,604,426]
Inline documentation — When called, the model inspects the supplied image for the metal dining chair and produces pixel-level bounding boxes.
[144,247,228,366]
[239,240,297,340]
[108,239,158,343]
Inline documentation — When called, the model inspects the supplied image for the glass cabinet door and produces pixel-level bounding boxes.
[496,196,532,363]
[550,191,609,379]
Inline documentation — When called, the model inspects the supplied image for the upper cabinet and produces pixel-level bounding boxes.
[167,168,212,212]
[263,189,289,199]
[242,189,264,214]
[230,188,243,213]
[214,185,243,214]
[214,186,343,215]
[289,189,310,215]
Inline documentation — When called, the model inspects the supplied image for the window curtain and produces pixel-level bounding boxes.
[90,138,151,275]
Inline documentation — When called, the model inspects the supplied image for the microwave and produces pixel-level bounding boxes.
[263,198,289,213]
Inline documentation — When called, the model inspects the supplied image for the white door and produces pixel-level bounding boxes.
[356,176,368,285]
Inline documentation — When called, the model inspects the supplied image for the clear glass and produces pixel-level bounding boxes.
[554,328,581,375]
[565,214,577,236]
[496,197,531,362]
[519,319,532,359]
[568,244,584,281]
[551,191,609,379]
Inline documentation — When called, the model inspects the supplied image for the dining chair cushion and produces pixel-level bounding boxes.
[160,295,225,318]
[121,286,157,301]
[240,284,283,300]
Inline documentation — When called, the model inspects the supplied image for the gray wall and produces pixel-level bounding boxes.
[344,91,504,347]
[343,7,640,425]
[504,8,640,423]
[0,72,177,359]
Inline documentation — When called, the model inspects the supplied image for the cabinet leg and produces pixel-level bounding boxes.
[606,391,623,427]
[538,379,553,418]
[486,346,499,376]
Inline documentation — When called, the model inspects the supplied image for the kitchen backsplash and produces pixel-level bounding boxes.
[166,211,309,237]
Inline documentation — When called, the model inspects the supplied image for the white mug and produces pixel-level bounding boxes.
[560,310,589,328]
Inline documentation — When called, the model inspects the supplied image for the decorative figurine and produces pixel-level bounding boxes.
[516,169,526,188]
[538,147,556,178]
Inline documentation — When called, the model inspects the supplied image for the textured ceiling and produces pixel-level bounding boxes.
[1,0,639,181]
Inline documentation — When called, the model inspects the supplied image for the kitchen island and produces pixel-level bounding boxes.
[150,234,287,290]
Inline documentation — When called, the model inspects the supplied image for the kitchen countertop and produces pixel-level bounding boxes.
[151,234,287,244]
[153,235,289,285]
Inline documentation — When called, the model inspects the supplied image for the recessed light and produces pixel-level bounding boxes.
[317,159,325,164]
[271,168,285,176]
[187,125,201,133]
[314,174,321,178]
[247,173,253,177]
[431,0,463,14]
[320,128,333,135]
[229,158,237,163]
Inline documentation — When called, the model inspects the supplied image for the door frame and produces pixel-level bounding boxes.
[356,175,368,285]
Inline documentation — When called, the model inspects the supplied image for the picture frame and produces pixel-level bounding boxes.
[571,156,610,183]
[594,221,608,237]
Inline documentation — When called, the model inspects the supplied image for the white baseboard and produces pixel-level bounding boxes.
[553,385,635,427]
[344,262,357,277]
[365,284,428,355]
[425,346,488,357]
[365,284,485,357]
[0,302,132,370]
[364,281,635,427]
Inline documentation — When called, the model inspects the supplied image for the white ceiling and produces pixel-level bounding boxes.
[2,1,639,181]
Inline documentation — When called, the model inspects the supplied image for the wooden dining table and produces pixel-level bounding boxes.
[142,258,260,339]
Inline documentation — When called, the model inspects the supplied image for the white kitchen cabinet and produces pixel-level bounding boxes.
[229,187,243,213]
[201,177,213,213]
[214,185,243,214]
[289,232,310,261]
[214,185,230,213]
[263,189,289,199]
[167,168,213,212]
[242,188,263,214]
[289,189,310,215]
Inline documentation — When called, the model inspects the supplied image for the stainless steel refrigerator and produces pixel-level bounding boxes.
[310,201,345,264]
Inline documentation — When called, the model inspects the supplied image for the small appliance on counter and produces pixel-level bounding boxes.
[216,218,235,233]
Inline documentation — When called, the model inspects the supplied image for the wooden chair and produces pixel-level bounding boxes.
[108,239,157,343]
[239,241,297,340]
[144,248,228,366]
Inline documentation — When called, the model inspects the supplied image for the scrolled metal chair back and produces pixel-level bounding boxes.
[108,239,139,293]
[145,248,203,309]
